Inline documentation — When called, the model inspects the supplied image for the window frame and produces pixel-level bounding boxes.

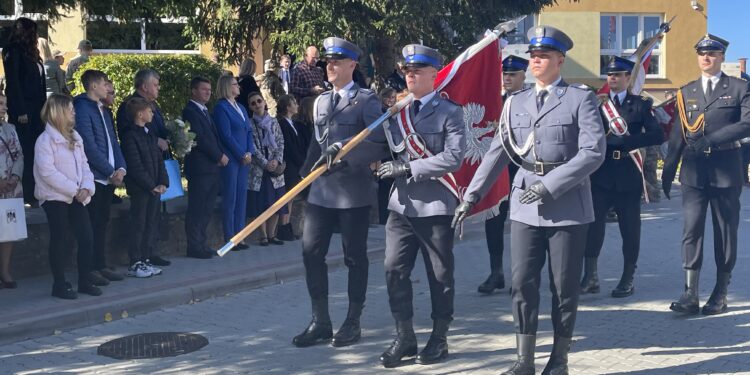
[86,14,199,54]
[599,13,664,79]
[0,0,47,52]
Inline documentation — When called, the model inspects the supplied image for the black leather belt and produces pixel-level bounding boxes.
[608,150,627,160]
[707,141,741,152]
[521,160,566,176]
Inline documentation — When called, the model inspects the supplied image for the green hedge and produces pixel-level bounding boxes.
[71,54,223,118]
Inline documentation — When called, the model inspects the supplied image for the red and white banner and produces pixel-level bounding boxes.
[433,31,509,219]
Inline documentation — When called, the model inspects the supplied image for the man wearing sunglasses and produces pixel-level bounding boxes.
[454,25,605,375]
[580,56,662,299]
[293,37,383,349]
[663,34,750,316]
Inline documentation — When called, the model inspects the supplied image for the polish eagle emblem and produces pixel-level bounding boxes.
[462,102,494,164]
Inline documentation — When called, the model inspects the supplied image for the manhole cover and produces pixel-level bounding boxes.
[97,332,208,360]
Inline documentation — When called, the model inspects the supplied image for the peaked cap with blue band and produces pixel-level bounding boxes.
[322,37,363,60]
[503,55,529,72]
[695,34,729,53]
[526,25,574,55]
[402,44,443,69]
[605,56,635,74]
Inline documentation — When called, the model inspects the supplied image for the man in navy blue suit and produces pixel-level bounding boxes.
[75,69,127,283]
[183,77,229,259]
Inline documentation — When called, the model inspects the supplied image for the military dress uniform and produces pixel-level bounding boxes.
[292,37,384,348]
[456,26,605,375]
[478,56,527,295]
[374,45,466,368]
[663,34,750,316]
[580,56,663,298]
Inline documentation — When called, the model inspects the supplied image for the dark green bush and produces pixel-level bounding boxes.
[71,54,223,117]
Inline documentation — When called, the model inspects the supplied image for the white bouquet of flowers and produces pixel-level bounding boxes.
[165,117,196,159]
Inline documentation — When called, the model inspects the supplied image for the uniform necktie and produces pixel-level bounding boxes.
[536,89,548,111]
[202,108,210,118]
[706,79,714,98]
[413,100,422,116]
[613,95,621,108]
[333,93,341,109]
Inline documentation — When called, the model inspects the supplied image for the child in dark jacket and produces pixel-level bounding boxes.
[120,97,168,278]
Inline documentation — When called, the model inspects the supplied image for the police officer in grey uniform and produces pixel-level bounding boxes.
[292,37,383,348]
[479,55,527,294]
[454,26,605,375]
[375,44,465,368]
[580,56,663,298]
[663,34,750,316]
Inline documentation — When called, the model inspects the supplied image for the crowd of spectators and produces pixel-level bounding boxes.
[0,17,410,299]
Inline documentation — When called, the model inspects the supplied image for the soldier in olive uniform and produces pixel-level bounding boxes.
[478,56,527,295]
[663,34,750,316]
[454,26,605,375]
[292,37,383,348]
[580,56,663,298]
[373,44,465,368]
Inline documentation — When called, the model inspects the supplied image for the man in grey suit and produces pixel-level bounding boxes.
[663,34,750,316]
[374,44,465,368]
[292,37,383,348]
[454,26,605,375]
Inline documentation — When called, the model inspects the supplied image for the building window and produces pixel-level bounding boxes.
[0,0,48,50]
[85,5,197,54]
[600,14,663,78]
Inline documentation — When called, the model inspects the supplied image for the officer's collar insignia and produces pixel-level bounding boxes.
[535,27,544,37]
[432,99,439,106]
[556,88,564,95]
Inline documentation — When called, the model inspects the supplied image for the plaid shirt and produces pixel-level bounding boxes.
[290,62,325,99]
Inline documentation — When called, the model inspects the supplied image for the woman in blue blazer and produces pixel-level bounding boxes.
[213,75,255,247]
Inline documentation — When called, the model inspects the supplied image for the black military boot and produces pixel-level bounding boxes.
[380,319,418,368]
[501,334,536,375]
[669,270,700,315]
[478,270,505,294]
[541,336,571,375]
[331,302,363,347]
[702,272,730,315]
[292,298,333,347]
[611,263,636,298]
[416,319,449,365]
[277,223,295,241]
[579,257,600,294]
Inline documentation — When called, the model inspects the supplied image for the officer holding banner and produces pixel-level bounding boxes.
[292,37,383,348]
[454,26,604,375]
[478,56,527,295]
[663,34,750,316]
[375,44,465,368]
[580,56,662,298]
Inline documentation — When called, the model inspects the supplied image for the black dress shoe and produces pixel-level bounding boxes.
[148,256,171,266]
[477,272,505,294]
[292,319,333,347]
[415,335,448,365]
[259,238,269,246]
[52,282,77,299]
[99,268,124,281]
[331,318,361,347]
[380,335,418,368]
[187,250,213,259]
[89,271,110,286]
[78,282,103,296]
[1,278,17,289]
[233,242,250,250]
[269,237,284,245]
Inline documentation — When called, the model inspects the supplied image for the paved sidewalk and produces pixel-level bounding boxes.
[2,185,750,374]
[0,225,387,345]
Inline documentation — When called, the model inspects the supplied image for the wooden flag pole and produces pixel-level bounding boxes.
[217,93,414,257]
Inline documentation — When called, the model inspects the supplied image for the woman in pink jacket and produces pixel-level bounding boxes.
[34,94,100,299]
